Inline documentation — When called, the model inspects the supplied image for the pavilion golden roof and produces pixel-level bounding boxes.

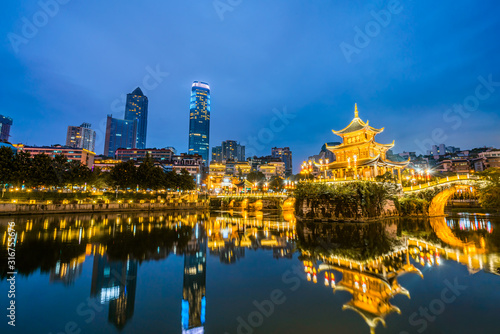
[333,104,384,135]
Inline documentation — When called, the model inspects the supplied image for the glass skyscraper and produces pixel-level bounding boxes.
[104,115,137,158]
[188,81,210,164]
[0,115,13,142]
[125,87,148,149]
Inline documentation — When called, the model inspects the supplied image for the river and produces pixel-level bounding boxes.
[0,210,499,334]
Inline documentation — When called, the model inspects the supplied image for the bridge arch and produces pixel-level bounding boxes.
[282,197,296,210]
[428,184,477,216]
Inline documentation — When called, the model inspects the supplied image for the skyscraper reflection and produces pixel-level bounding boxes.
[90,255,138,329]
[182,224,207,334]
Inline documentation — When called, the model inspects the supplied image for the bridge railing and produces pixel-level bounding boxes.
[214,192,289,198]
[402,174,478,193]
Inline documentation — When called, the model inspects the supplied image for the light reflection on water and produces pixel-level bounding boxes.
[0,211,499,334]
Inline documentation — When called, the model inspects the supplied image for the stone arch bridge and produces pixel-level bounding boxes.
[402,175,485,216]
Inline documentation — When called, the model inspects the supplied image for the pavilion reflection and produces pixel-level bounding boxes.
[4,211,496,333]
[298,220,422,334]
[298,216,499,333]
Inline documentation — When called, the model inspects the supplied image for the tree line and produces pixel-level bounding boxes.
[0,147,196,191]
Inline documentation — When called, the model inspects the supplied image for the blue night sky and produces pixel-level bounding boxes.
[2,0,499,172]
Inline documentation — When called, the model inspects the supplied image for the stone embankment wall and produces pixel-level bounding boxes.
[296,198,398,221]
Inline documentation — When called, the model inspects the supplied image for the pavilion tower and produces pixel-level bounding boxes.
[323,104,408,181]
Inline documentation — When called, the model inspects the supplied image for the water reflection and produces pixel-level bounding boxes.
[90,255,138,329]
[0,211,296,333]
[0,212,499,333]
[182,224,207,334]
[296,215,500,333]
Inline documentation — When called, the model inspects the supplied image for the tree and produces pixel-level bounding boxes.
[375,171,396,183]
[477,168,500,210]
[136,155,156,189]
[0,146,15,187]
[109,160,137,189]
[52,154,69,187]
[12,150,32,187]
[66,161,92,187]
[88,167,109,189]
[269,176,284,191]
[162,171,177,190]
[177,169,196,191]
[31,153,57,188]
[247,171,265,184]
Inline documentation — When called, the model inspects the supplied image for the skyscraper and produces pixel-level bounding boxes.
[188,81,210,164]
[271,147,293,176]
[66,122,96,152]
[0,115,13,142]
[125,87,148,149]
[104,115,137,158]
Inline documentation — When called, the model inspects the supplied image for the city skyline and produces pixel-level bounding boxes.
[2,1,499,173]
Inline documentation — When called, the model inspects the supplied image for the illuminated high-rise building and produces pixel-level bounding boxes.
[271,147,293,176]
[211,140,245,163]
[188,81,210,164]
[0,115,13,142]
[125,87,148,149]
[66,122,96,152]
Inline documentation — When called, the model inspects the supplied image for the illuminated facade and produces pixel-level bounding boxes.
[66,122,96,152]
[271,147,292,176]
[258,161,286,179]
[93,158,123,172]
[323,104,408,181]
[104,115,137,158]
[0,114,13,142]
[211,140,245,163]
[158,153,204,176]
[115,148,174,162]
[13,144,95,166]
[188,81,210,164]
[125,87,148,149]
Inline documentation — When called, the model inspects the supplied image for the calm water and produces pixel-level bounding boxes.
[1,211,499,334]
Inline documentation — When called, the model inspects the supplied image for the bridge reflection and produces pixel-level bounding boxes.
[0,211,297,331]
[0,212,498,333]
[297,215,499,333]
